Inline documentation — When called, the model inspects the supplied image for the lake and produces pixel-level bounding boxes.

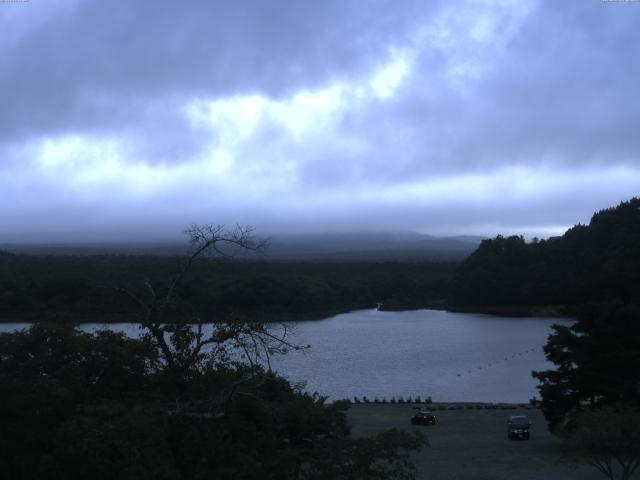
[0,308,567,403]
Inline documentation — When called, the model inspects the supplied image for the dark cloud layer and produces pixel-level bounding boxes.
[0,0,432,142]
[0,0,639,242]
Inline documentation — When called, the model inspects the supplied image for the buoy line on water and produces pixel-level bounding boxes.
[339,346,542,406]
[455,347,539,378]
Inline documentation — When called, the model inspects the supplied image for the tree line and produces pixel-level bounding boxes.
[0,252,454,322]
[449,197,640,313]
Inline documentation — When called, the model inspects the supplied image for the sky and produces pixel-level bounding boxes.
[1,0,639,243]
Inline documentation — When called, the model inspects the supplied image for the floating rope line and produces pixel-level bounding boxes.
[455,347,540,377]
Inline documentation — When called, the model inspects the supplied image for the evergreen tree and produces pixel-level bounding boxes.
[533,303,640,431]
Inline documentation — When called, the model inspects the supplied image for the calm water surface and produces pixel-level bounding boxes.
[0,309,567,403]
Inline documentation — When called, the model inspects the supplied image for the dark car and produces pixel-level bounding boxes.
[411,410,437,425]
[507,415,531,440]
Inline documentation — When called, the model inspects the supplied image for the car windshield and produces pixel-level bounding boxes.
[510,417,529,425]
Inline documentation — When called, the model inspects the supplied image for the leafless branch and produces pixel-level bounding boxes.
[113,224,305,377]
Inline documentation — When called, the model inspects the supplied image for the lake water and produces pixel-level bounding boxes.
[0,309,567,403]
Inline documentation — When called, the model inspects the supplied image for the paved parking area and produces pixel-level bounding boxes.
[348,404,604,480]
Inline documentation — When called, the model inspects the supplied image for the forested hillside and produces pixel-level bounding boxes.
[0,254,454,322]
[450,198,640,314]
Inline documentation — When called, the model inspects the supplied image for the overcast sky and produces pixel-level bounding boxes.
[1,0,639,243]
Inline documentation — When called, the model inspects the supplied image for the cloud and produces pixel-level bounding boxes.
[0,0,639,242]
[0,0,433,142]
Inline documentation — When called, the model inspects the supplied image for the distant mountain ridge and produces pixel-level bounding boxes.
[1,232,484,261]
[263,232,483,261]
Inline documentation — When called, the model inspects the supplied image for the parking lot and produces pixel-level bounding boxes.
[348,404,604,480]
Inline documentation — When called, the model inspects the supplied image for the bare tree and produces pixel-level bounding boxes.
[118,224,305,376]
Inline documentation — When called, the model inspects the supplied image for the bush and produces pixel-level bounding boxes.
[0,323,428,480]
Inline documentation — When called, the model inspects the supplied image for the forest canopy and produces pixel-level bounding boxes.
[450,198,640,313]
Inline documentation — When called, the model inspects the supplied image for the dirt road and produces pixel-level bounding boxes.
[348,404,604,480]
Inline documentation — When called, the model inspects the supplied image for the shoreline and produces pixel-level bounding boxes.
[0,302,573,324]
[345,401,539,410]
[445,304,574,318]
[0,307,363,324]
